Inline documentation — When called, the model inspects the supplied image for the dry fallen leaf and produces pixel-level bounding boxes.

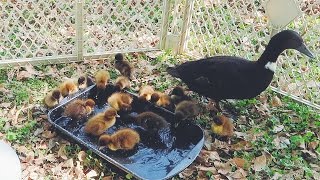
[272,124,284,133]
[42,130,56,139]
[231,157,250,170]
[196,165,217,174]
[214,161,232,175]
[308,141,319,150]
[62,159,74,168]
[86,169,98,178]
[230,140,252,151]
[58,144,68,160]
[179,167,195,179]
[252,154,267,172]
[271,96,282,107]
[77,151,86,162]
[228,168,247,179]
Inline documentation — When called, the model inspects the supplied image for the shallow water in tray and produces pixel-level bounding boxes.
[49,85,203,180]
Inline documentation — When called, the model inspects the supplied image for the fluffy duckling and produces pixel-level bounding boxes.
[115,53,133,79]
[63,99,95,120]
[107,92,133,112]
[114,76,131,91]
[95,70,110,90]
[77,76,94,90]
[138,85,155,101]
[174,100,200,126]
[135,111,169,135]
[211,115,234,137]
[150,91,172,108]
[43,89,62,108]
[84,108,118,136]
[59,79,78,97]
[170,86,191,105]
[99,128,140,151]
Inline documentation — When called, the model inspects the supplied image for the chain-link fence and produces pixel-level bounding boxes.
[1,0,319,109]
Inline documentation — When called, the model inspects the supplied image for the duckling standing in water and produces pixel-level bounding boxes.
[95,70,110,90]
[107,92,133,112]
[115,53,133,80]
[167,30,314,111]
[170,86,191,105]
[99,128,140,151]
[43,89,62,108]
[174,100,200,127]
[211,114,234,138]
[150,91,172,108]
[114,76,131,91]
[138,85,155,102]
[77,75,94,90]
[135,111,169,135]
[59,79,78,97]
[84,108,119,136]
[63,99,96,120]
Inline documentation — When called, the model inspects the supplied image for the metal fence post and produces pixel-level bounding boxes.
[178,0,194,54]
[160,0,172,50]
[76,0,83,61]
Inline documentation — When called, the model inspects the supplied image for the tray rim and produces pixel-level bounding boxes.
[47,85,204,180]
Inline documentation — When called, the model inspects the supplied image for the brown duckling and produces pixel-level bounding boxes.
[211,115,234,137]
[174,100,200,126]
[63,99,95,120]
[84,108,119,136]
[138,85,155,101]
[43,89,62,108]
[95,70,110,90]
[115,53,133,79]
[170,86,191,105]
[59,79,78,97]
[77,75,94,90]
[114,76,131,91]
[135,111,169,134]
[99,128,140,151]
[107,92,133,112]
[150,91,171,108]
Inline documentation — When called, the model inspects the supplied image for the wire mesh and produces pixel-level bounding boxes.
[185,0,320,109]
[0,0,77,65]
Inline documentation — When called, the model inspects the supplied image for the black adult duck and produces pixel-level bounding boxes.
[167,30,314,110]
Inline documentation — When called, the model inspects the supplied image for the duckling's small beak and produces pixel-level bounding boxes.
[297,44,315,59]
[116,113,120,118]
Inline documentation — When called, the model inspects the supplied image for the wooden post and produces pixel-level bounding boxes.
[178,0,194,54]
[160,0,172,50]
[76,0,83,61]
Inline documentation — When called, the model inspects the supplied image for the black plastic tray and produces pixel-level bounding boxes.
[48,85,204,180]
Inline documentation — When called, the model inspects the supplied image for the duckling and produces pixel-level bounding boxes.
[43,89,62,108]
[167,30,314,111]
[107,92,133,112]
[59,79,78,97]
[170,86,191,105]
[114,76,131,91]
[77,75,94,90]
[99,128,140,151]
[63,99,95,120]
[138,85,155,101]
[135,111,169,135]
[95,70,110,90]
[150,91,172,108]
[211,115,234,137]
[174,100,200,126]
[115,53,133,79]
[84,99,96,114]
[84,108,118,136]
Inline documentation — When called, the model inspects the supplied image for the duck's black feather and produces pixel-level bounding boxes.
[167,30,314,102]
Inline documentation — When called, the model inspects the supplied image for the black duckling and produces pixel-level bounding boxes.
[135,111,169,135]
[77,75,94,90]
[115,53,133,80]
[174,100,200,127]
[170,86,191,105]
[167,30,314,111]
